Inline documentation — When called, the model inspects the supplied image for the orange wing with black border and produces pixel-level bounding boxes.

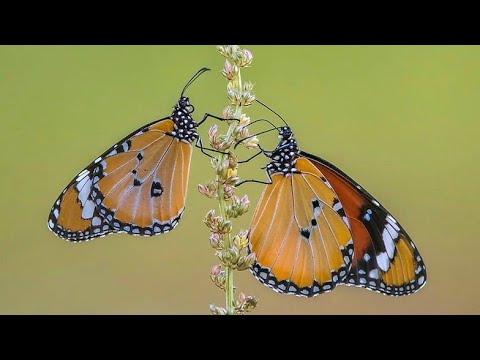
[301,151,427,296]
[249,157,354,297]
[48,117,192,241]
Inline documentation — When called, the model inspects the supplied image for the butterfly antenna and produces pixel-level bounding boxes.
[255,99,289,127]
[181,67,210,97]
[234,127,278,149]
[246,118,280,130]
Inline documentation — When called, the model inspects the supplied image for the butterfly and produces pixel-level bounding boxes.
[48,67,217,242]
[240,107,427,297]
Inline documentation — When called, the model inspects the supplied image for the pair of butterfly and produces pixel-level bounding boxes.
[48,68,427,297]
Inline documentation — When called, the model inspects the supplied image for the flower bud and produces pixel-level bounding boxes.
[236,252,256,271]
[223,106,234,120]
[242,91,256,107]
[233,230,249,250]
[238,114,251,126]
[209,233,223,249]
[240,49,253,67]
[210,264,226,289]
[198,184,209,197]
[208,124,218,146]
[241,295,258,312]
[223,185,235,200]
[243,136,259,149]
[217,45,228,57]
[227,88,241,106]
[209,304,227,315]
[204,210,223,232]
[243,81,254,92]
[225,176,240,186]
[220,220,233,234]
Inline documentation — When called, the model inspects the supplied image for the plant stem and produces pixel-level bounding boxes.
[205,45,257,315]
[216,71,243,315]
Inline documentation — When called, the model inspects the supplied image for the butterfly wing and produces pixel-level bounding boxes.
[48,165,116,241]
[48,117,193,241]
[301,151,427,296]
[249,157,354,297]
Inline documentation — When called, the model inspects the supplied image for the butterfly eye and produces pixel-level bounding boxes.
[178,97,189,108]
[282,127,292,139]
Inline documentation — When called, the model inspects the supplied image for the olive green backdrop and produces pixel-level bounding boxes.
[1,45,478,314]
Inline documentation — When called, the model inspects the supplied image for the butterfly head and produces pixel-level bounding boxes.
[176,96,195,114]
[278,126,293,140]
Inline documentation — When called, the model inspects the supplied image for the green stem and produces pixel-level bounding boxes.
[216,183,234,315]
[217,71,243,315]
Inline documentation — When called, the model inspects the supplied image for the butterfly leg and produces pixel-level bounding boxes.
[237,144,273,164]
[236,168,273,187]
[197,113,240,127]
[237,150,263,164]
[236,177,273,187]
[195,137,230,158]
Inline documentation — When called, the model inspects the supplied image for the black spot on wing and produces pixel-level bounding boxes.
[151,181,163,198]
[300,228,311,239]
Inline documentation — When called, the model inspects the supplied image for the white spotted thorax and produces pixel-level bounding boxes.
[170,96,199,143]
[266,126,301,175]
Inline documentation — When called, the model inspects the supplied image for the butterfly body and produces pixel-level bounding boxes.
[248,126,427,297]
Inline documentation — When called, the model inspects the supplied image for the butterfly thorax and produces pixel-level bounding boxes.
[267,126,300,176]
[170,96,199,143]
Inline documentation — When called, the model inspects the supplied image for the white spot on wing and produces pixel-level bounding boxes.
[386,214,397,224]
[48,219,54,229]
[376,252,390,272]
[53,208,59,219]
[382,228,396,258]
[76,175,89,191]
[81,199,95,219]
[77,169,89,181]
[333,202,342,212]
[385,223,399,240]
[77,179,92,206]
[418,276,425,285]
[368,269,379,279]
[372,199,380,206]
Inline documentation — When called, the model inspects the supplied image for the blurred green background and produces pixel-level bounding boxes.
[1,45,479,314]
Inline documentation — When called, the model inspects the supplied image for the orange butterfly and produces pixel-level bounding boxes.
[48,68,216,241]
[240,107,427,297]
